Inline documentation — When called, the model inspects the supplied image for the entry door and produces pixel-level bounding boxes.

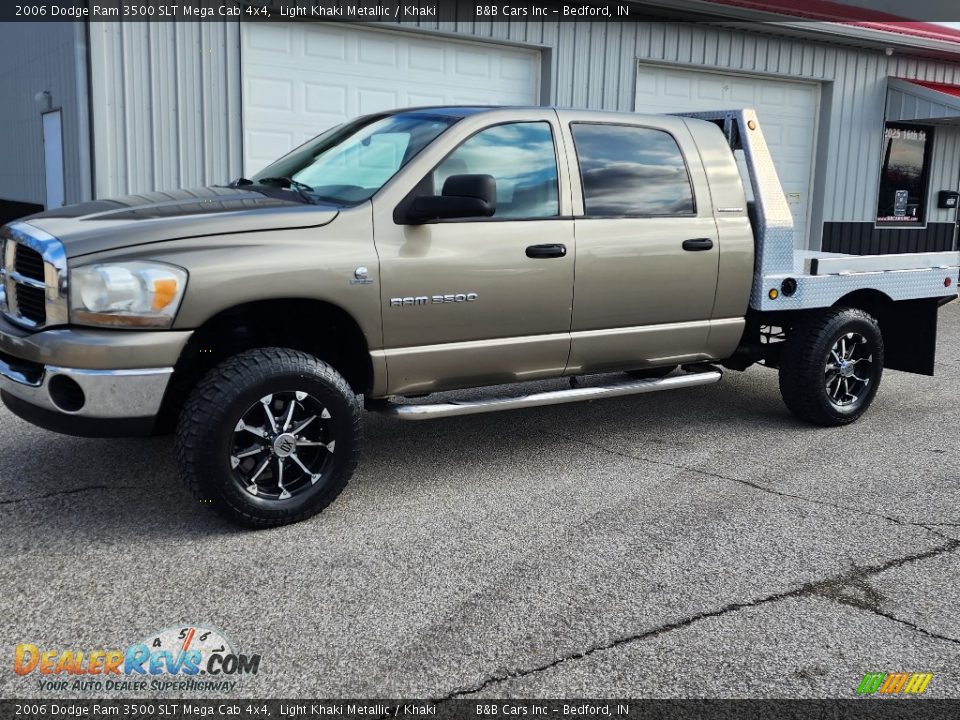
[374,118,575,396]
[559,114,721,374]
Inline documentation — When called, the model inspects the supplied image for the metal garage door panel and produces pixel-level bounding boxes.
[242,25,540,174]
[635,65,818,248]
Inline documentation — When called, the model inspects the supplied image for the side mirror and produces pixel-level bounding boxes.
[407,174,496,223]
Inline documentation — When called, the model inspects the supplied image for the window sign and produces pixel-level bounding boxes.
[876,124,933,226]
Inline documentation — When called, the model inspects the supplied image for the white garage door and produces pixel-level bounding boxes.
[635,65,819,247]
[241,25,541,175]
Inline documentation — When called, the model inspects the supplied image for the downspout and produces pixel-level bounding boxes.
[74,19,93,202]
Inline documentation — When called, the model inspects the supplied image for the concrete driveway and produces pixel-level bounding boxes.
[3,305,960,700]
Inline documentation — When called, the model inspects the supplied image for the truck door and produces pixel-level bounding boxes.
[558,113,721,374]
[372,112,575,396]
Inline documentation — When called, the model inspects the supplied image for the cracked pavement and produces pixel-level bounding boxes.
[2,305,960,699]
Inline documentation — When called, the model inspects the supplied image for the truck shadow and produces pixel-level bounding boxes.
[0,368,805,543]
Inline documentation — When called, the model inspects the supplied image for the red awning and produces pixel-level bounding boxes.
[907,79,960,99]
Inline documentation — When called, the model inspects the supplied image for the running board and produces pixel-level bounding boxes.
[376,369,722,421]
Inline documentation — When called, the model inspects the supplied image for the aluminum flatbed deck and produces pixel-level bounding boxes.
[676,109,960,313]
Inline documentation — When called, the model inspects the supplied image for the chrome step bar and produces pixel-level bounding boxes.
[377,369,723,421]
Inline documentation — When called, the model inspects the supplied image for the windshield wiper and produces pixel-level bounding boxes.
[256,176,315,204]
[229,175,336,204]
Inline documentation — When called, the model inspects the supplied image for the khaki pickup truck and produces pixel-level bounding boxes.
[1,107,957,526]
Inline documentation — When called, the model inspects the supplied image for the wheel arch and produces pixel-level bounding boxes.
[832,288,894,318]
[157,298,374,431]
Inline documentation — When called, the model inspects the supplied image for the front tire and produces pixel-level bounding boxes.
[778,307,884,426]
[175,348,362,527]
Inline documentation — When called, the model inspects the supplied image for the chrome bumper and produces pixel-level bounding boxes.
[0,354,172,419]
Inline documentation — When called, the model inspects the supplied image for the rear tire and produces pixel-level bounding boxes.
[175,348,362,528]
[778,307,884,426]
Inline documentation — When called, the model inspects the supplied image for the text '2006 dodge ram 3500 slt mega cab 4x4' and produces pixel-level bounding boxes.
[1,107,957,527]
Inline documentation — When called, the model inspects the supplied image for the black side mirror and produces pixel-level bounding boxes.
[407,174,496,223]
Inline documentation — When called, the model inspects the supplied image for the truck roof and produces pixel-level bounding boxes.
[386,105,689,121]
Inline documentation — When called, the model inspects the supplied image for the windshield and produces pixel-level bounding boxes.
[252,113,459,205]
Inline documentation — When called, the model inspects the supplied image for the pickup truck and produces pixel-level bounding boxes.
[1,107,957,527]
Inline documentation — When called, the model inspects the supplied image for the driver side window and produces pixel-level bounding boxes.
[433,122,560,219]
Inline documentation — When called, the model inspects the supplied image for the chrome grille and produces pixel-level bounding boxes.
[15,284,46,324]
[1,222,68,330]
[14,245,44,281]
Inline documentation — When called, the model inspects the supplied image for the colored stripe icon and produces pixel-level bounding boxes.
[857,672,933,695]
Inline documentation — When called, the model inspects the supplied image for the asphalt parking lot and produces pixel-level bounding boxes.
[3,304,960,701]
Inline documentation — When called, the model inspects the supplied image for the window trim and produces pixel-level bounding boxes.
[393,120,564,225]
[569,121,698,219]
[873,122,935,230]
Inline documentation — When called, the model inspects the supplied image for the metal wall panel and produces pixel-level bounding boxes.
[927,127,960,227]
[89,21,243,197]
[88,18,960,246]
[0,22,85,207]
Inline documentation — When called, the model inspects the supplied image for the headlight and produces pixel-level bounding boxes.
[69,261,187,328]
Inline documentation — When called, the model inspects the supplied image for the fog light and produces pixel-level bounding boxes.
[48,375,85,412]
[768,288,779,300]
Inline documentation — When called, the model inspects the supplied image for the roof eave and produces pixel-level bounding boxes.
[888,77,960,103]
[629,0,960,60]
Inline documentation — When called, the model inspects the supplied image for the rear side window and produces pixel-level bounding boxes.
[432,122,559,219]
[571,123,695,217]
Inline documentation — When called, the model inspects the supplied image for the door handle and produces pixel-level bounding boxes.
[526,243,567,259]
[682,238,714,251]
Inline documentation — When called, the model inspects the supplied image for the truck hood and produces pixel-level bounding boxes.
[20,187,340,258]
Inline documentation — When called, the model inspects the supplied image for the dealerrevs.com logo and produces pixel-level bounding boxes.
[13,625,261,693]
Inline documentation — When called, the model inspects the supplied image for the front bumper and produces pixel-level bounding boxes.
[0,314,193,436]
[0,356,173,436]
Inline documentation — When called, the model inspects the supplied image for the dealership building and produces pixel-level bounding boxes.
[3,0,960,254]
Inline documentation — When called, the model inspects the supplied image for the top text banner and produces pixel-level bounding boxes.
[6,0,960,22]
[8,0,648,22]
